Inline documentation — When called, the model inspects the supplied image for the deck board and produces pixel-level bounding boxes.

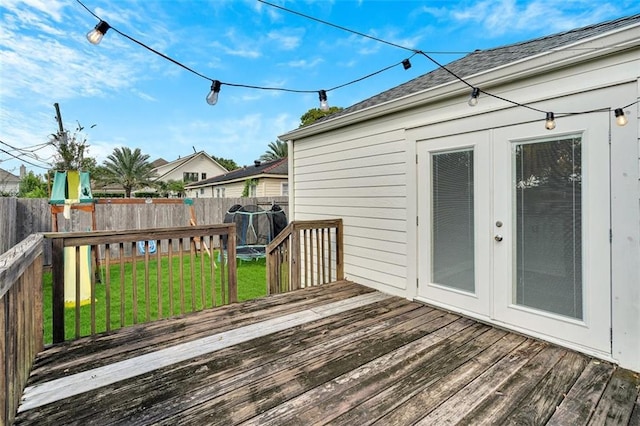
[14,281,640,425]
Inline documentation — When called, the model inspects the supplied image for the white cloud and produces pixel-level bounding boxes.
[450,0,621,37]
[267,29,304,50]
[282,58,324,68]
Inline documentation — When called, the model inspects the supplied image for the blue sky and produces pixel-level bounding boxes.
[1,0,639,176]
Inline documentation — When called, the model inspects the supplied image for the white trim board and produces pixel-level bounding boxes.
[19,291,392,413]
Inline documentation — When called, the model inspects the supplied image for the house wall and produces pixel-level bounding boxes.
[157,155,226,183]
[260,177,288,197]
[187,177,288,199]
[289,47,640,370]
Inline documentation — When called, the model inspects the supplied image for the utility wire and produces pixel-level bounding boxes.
[0,148,51,170]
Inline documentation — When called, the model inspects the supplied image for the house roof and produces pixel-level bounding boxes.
[152,151,227,180]
[185,157,288,188]
[0,168,20,183]
[284,14,640,135]
[151,158,168,168]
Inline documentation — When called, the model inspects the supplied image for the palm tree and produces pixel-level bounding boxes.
[259,140,287,161]
[99,147,156,197]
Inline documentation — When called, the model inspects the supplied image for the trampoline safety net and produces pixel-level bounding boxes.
[222,204,287,261]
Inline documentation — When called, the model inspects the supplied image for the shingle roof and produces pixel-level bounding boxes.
[317,14,640,123]
[185,157,287,187]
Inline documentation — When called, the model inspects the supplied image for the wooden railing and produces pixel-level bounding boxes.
[46,224,237,343]
[266,219,344,294]
[0,234,44,426]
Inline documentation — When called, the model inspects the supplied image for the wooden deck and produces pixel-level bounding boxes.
[15,281,640,425]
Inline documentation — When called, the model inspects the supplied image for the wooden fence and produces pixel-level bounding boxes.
[0,234,44,426]
[0,197,287,264]
[266,219,344,294]
[47,224,237,344]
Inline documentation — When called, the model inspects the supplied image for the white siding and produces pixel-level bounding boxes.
[293,126,409,296]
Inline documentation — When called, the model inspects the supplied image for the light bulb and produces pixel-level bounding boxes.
[87,21,110,45]
[615,108,628,126]
[318,90,329,111]
[468,88,480,107]
[206,80,221,106]
[545,112,556,130]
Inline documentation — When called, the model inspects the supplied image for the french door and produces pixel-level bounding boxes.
[417,115,611,355]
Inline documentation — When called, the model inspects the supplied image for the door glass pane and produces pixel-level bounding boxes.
[431,149,474,292]
[513,136,582,319]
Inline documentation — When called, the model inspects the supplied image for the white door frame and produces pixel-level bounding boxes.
[416,113,611,358]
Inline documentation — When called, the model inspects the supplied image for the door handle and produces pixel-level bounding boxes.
[494,235,503,242]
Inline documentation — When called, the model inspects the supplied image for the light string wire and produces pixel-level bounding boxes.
[75,0,638,120]
[76,0,416,95]
[260,0,637,117]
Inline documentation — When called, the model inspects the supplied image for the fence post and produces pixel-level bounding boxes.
[51,237,65,343]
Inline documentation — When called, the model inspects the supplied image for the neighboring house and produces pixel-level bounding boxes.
[95,151,227,197]
[280,15,640,372]
[151,151,226,184]
[0,166,23,195]
[185,157,288,198]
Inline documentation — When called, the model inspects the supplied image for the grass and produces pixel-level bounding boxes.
[42,253,267,344]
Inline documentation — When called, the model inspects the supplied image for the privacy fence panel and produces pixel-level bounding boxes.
[3,197,287,264]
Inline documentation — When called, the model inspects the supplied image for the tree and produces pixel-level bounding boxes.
[18,171,47,198]
[98,147,156,198]
[211,155,238,171]
[259,140,287,161]
[155,179,185,198]
[299,106,343,127]
[49,121,97,171]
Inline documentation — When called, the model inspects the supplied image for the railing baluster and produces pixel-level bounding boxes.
[132,241,138,324]
[90,245,96,335]
[144,241,150,322]
[209,235,216,308]
[74,245,81,339]
[105,243,111,332]
[179,237,185,314]
[52,238,65,344]
[190,237,196,312]
[168,239,174,316]
[119,242,125,327]
[199,238,206,309]
[156,239,162,320]
[316,229,321,286]
[220,235,226,304]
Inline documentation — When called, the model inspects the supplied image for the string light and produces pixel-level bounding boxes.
[468,87,480,107]
[614,108,628,126]
[545,112,556,130]
[319,90,329,111]
[86,20,110,45]
[76,0,638,128]
[206,80,221,106]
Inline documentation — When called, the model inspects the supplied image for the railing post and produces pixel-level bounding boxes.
[51,237,65,344]
[227,224,238,303]
[291,224,301,290]
[336,219,344,281]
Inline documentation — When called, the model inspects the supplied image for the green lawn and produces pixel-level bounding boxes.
[43,254,267,344]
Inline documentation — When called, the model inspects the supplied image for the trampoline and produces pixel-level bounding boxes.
[222,204,287,261]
